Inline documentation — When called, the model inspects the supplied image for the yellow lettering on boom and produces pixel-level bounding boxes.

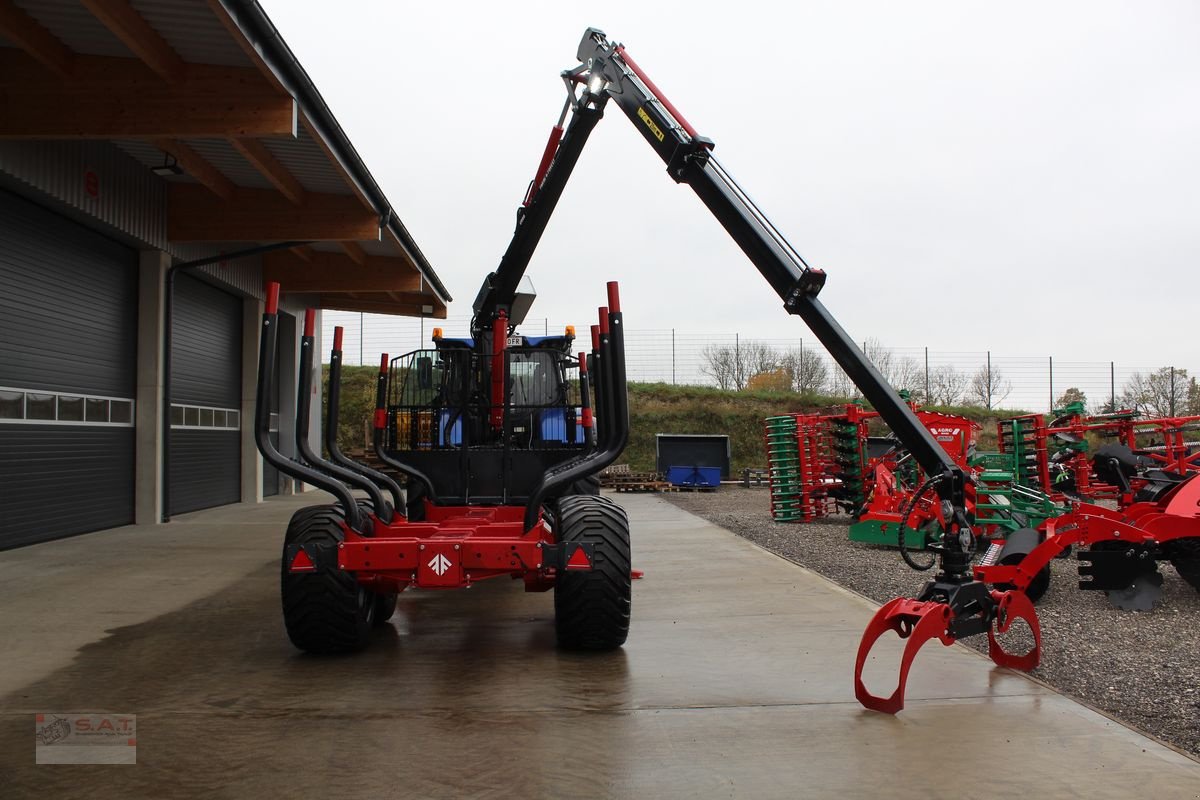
[637,106,665,142]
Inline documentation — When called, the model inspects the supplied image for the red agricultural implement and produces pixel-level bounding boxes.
[1000,406,1200,507]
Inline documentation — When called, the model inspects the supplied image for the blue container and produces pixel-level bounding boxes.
[666,465,721,488]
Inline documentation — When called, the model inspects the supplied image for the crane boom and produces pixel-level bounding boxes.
[475,28,974,568]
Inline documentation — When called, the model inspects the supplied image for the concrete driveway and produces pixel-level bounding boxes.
[1,491,1198,798]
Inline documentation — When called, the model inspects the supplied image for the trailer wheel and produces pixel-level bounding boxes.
[554,495,631,650]
[1167,537,1200,592]
[565,475,601,496]
[373,592,398,625]
[280,505,376,653]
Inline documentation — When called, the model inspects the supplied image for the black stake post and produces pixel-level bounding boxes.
[294,309,390,523]
[324,325,403,518]
[253,283,362,531]
[161,240,309,522]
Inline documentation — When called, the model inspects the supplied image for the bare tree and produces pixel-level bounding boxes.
[778,347,829,394]
[862,337,922,396]
[701,340,780,391]
[927,365,968,406]
[1120,367,1190,417]
[826,364,858,398]
[700,344,737,390]
[969,364,1011,409]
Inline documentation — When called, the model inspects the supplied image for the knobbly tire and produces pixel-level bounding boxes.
[372,592,398,625]
[1168,537,1200,592]
[281,504,377,653]
[554,495,631,650]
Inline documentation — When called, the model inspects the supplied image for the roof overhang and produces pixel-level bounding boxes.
[0,0,450,317]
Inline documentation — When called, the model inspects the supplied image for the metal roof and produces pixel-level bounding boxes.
[9,0,128,57]
[131,0,251,67]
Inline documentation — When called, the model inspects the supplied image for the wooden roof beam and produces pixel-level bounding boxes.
[341,241,367,265]
[231,137,306,204]
[0,52,296,139]
[318,293,448,319]
[0,0,74,78]
[168,185,380,242]
[80,0,185,83]
[153,138,234,200]
[263,249,421,293]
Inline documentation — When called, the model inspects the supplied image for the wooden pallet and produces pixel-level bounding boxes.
[613,480,672,493]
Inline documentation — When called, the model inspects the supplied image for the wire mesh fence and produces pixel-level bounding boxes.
[323,311,1199,415]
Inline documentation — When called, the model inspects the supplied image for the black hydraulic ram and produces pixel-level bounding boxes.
[471,66,608,339]
[325,325,404,519]
[294,309,392,525]
[254,282,364,532]
[571,29,974,567]
[523,283,630,531]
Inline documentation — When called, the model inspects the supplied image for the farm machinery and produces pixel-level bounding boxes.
[257,280,632,653]
[254,26,1198,713]
[996,404,1200,507]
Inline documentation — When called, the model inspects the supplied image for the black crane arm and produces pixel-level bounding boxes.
[470,71,609,337]
[573,28,970,522]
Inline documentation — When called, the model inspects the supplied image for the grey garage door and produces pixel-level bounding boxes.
[169,273,242,515]
[0,190,137,549]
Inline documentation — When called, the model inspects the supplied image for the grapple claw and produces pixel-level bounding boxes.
[986,590,1041,672]
[854,597,954,714]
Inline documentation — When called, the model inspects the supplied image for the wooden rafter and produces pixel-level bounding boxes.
[168,185,380,242]
[341,241,367,265]
[263,249,421,294]
[291,245,314,262]
[152,138,234,200]
[0,52,296,139]
[230,137,305,204]
[319,293,447,319]
[0,0,74,78]
[80,0,185,83]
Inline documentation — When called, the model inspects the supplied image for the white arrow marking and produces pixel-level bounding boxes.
[428,553,452,576]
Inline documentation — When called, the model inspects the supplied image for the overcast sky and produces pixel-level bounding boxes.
[265,1,1199,374]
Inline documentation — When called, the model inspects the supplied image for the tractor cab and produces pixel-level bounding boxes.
[380,323,590,510]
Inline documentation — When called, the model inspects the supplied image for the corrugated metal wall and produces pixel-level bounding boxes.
[0,140,167,249]
[0,141,264,299]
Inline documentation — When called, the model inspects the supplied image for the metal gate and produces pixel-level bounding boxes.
[168,273,242,515]
[0,190,137,548]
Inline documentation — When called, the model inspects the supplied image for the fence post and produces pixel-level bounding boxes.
[672,329,676,385]
[986,351,992,410]
[1171,366,1177,416]
[924,346,929,402]
[1110,361,1115,411]
[735,333,740,390]
[1048,356,1054,411]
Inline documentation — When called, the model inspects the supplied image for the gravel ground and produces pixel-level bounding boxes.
[661,486,1200,757]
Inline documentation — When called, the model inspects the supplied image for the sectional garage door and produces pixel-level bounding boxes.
[169,274,242,515]
[0,190,137,549]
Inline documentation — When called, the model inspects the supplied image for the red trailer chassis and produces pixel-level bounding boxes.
[286,504,594,593]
